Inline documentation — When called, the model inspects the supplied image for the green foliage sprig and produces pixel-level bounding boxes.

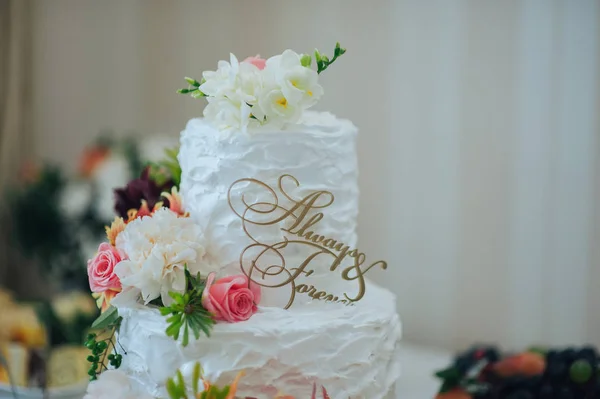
[313,42,346,74]
[84,312,123,381]
[148,147,182,187]
[177,77,206,98]
[160,269,215,347]
[166,363,235,399]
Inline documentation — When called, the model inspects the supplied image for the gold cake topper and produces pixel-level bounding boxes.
[228,174,387,309]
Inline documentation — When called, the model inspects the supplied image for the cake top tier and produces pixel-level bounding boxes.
[179,110,360,308]
[177,43,347,134]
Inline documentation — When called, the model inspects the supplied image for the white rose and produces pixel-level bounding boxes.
[265,50,323,108]
[84,370,153,399]
[113,208,218,306]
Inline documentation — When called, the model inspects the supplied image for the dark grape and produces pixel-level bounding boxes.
[506,390,534,399]
[547,350,559,361]
[547,361,568,379]
[485,348,500,362]
[562,348,577,362]
[556,386,574,399]
[577,346,597,362]
[454,355,470,373]
[538,384,554,399]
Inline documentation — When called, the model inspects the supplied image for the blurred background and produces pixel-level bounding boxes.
[0,0,599,383]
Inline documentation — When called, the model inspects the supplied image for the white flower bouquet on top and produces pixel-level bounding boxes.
[177,43,346,133]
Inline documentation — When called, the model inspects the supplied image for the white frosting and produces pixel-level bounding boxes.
[117,281,401,399]
[115,111,402,398]
[178,111,360,306]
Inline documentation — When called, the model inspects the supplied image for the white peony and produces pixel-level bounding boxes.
[264,49,323,108]
[113,208,217,306]
[84,370,153,399]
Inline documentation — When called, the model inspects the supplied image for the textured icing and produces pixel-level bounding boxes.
[116,112,402,398]
[117,281,401,399]
[178,111,359,306]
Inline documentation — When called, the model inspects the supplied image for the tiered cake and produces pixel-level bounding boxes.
[84,44,401,399]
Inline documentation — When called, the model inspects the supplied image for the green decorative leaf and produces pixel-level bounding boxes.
[200,385,230,399]
[435,366,460,380]
[178,76,207,99]
[160,269,215,347]
[85,316,123,381]
[91,306,118,330]
[315,42,347,74]
[166,378,181,399]
[192,362,202,394]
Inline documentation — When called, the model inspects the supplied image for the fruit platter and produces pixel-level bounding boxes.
[435,345,600,399]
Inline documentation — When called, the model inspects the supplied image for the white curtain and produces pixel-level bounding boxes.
[386,0,600,350]
[29,0,600,351]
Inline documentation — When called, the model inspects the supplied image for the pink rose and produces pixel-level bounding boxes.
[243,55,266,70]
[202,274,261,322]
[87,242,122,293]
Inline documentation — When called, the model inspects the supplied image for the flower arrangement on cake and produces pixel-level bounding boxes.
[84,362,332,399]
[85,146,264,380]
[177,42,345,133]
[435,345,600,399]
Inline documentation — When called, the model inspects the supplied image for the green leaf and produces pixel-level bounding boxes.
[176,370,186,395]
[166,321,182,338]
[435,366,460,380]
[166,313,183,325]
[182,323,190,347]
[160,307,173,316]
[192,363,202,394]
[166,378,180,399]
[91,306,118,330]
[169,291,184,302]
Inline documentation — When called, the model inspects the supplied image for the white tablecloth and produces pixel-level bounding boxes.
[395,343,453,398]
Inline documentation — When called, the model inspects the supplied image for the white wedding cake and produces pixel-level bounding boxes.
[84,44,401,399]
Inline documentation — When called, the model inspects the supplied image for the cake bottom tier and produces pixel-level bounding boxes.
[116,282,401,399]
